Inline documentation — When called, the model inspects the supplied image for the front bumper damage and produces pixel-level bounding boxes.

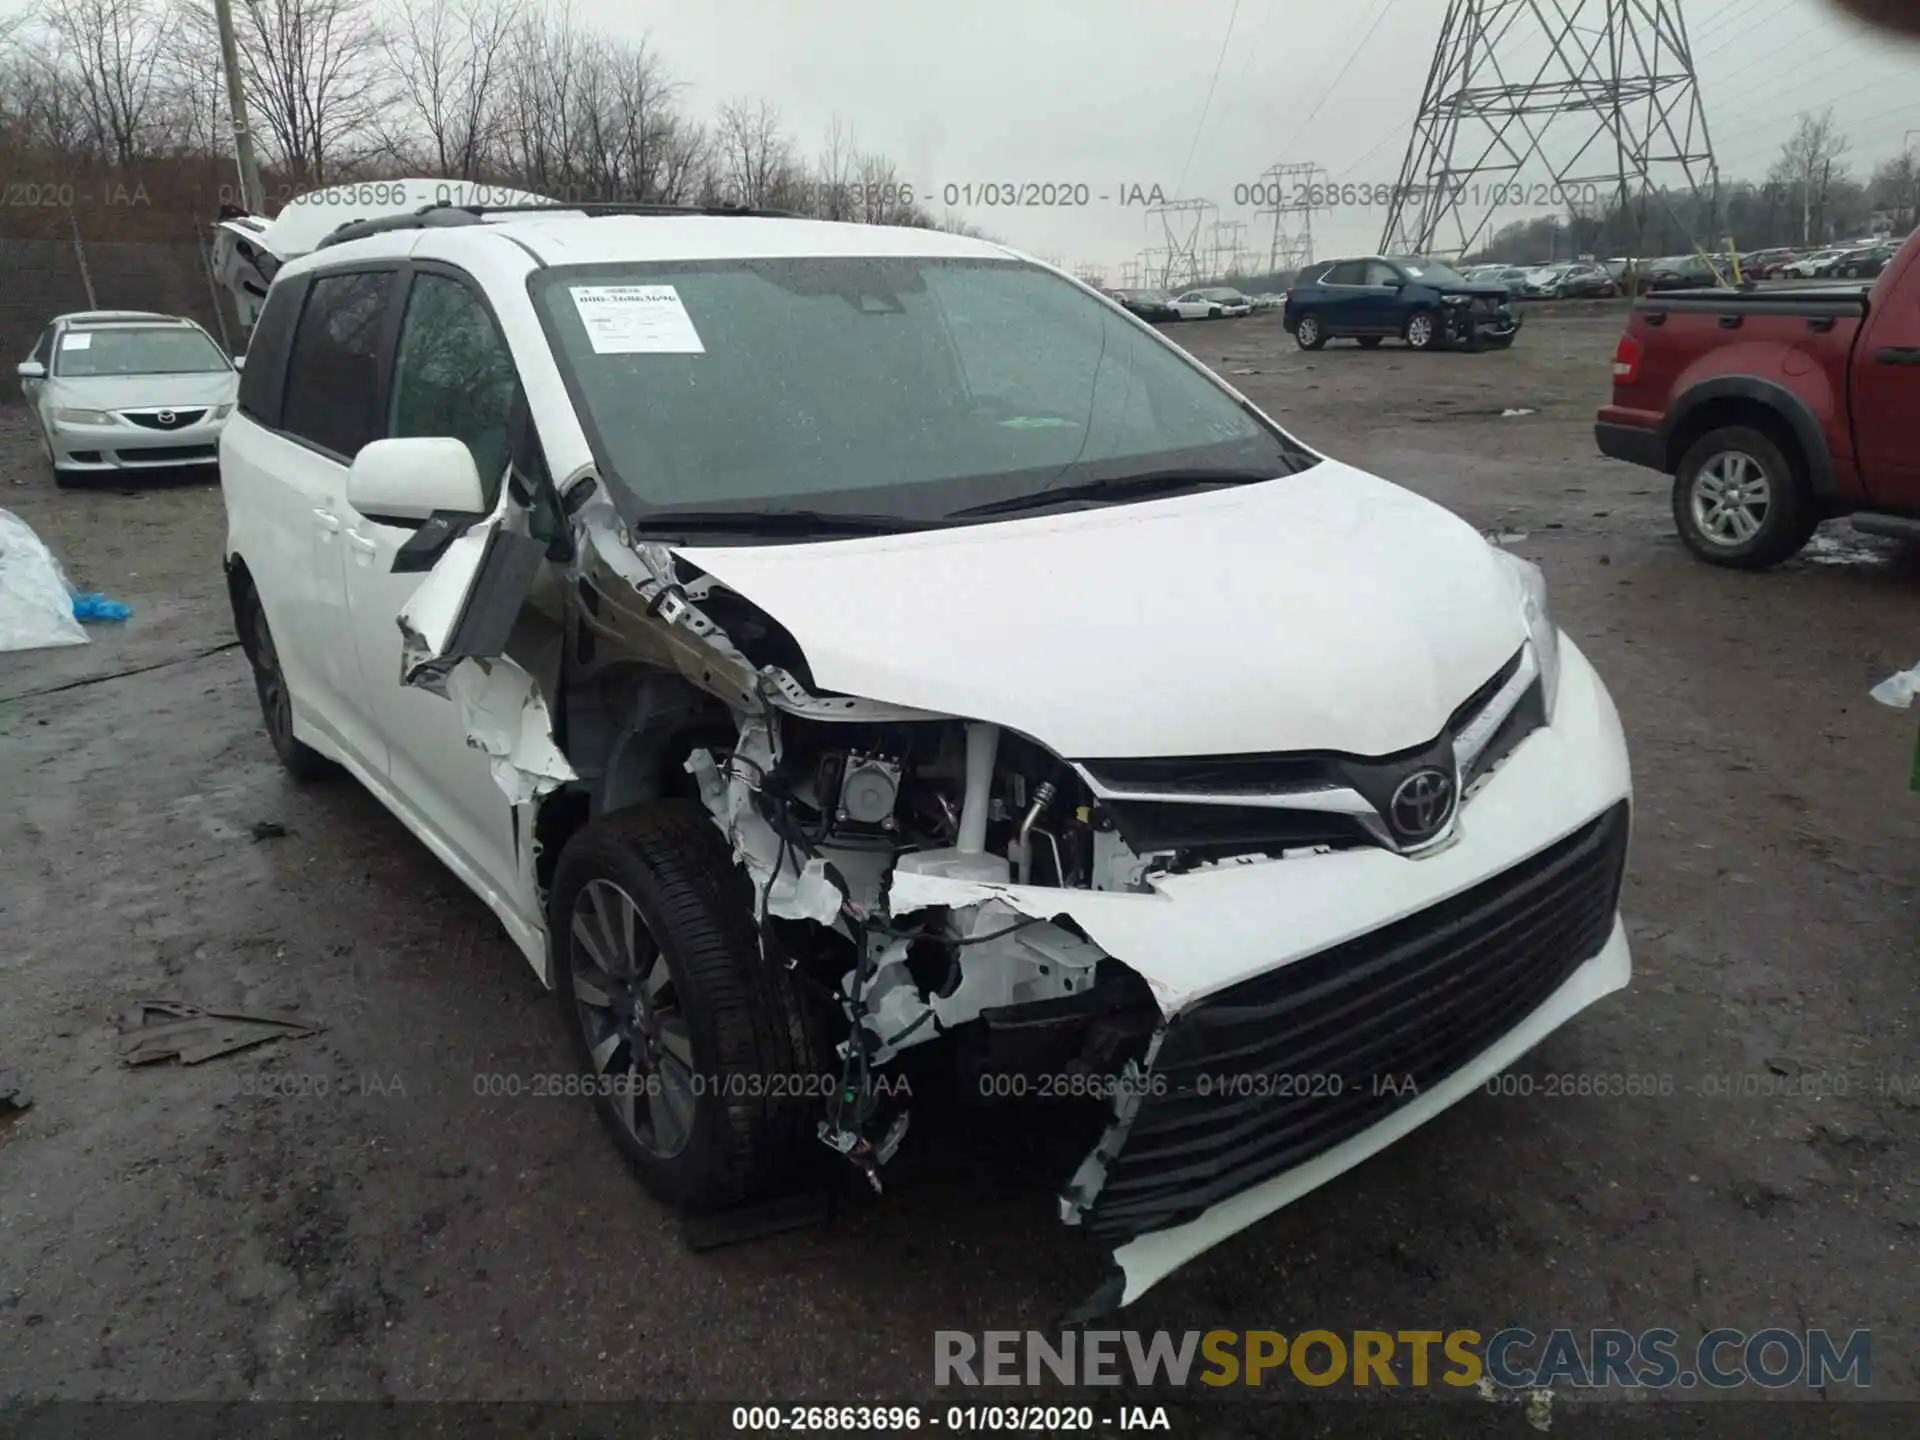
[398,476,1632,1308]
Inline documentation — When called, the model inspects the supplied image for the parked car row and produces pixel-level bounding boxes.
[1461,261,1620,300]
[1104,286,1258,321]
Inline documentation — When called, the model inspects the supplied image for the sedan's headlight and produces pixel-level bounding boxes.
[52,407,114,426]
[1493,550,1561,721]
[211,403,234,419]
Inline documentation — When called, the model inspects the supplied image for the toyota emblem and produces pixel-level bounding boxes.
[156,409,176,426]
[1388,768,1456,843]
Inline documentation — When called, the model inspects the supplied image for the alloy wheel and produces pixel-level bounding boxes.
[567,878,698,1158]
[1690,450,1773,546]
[1407,313,1435,348]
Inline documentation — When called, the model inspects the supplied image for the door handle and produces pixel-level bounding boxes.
[345,529,379,555]
[312,507,340,533]
[1874,346,1920,366]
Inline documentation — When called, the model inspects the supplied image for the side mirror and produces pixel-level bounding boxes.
[230,353,246,371]
[346,437,485,522]
[18,360,45,379]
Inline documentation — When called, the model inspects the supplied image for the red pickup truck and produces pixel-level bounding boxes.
[1595,228,1920,568]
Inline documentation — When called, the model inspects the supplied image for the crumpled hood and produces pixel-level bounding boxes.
[48,372,237,411]
[675,460,1529,759]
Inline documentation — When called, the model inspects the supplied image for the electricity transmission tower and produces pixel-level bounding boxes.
[1258,162,1326,275]
[1209,220,1250,279]
[1146,199,1217,290]
[1379,0,1722,260]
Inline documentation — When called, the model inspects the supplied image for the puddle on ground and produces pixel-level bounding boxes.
[1800,530,1897,568]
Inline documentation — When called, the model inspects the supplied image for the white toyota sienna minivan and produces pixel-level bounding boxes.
[215,189,1632,1310]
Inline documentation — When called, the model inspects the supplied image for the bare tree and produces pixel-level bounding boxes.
[379,0,518,178]
[810,114,857,220]
[178,0,390,187]
[1768,108,1851,244]
[851,149,927,227]
[33,0,178,165]
[712,96,795,208]
[492,0,583,195]
[1869,150,1919,235]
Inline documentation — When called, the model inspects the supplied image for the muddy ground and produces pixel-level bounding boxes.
[2,305,1916,1427]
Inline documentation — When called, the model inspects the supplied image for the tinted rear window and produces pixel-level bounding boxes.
[282,270,395,458]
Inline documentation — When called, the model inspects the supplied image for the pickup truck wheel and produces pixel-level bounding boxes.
[1404,309,1439,350]
[1294,313,1327,350]
[236,579,334,781]
[1674,426,1816,569]
[549,802,828,1212]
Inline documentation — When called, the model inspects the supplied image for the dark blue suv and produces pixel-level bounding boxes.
[1283,255,1521,352]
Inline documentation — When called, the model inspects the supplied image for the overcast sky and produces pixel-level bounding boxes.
[625,0,1920,275]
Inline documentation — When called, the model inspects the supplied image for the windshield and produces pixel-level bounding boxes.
[1389,257,1470,285]
[532,256,1316,526]
[53,325,228,377]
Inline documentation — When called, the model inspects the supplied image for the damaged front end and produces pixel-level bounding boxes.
[404,467,1626,1314]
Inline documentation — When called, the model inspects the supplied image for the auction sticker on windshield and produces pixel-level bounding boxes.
[570,284,705,354]
[60,333,92,350]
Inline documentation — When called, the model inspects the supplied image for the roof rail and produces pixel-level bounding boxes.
[314,198,803,250]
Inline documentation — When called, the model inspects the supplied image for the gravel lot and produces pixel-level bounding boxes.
[2,305,1917,1427]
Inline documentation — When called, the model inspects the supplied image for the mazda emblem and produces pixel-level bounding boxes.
[1388,768,1455,843]
[156,409,176,426]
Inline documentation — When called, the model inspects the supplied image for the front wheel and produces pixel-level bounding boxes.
[549,803,828,1212]
[1404,309,1440,350]
[1294,313,1327,350]
[1673,425,1816,569]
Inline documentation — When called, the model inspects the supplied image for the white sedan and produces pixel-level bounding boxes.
[1169,288,1254,319]
[18,312,238,487]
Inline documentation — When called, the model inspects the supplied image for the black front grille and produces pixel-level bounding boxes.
[1075,802,1629,1240]
[1078,649,1528,861]
[125,409,207,430]
[118,444,217,462]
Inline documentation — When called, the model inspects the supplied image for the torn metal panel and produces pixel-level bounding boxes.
[685,729,846,926]
[397,521,547,695]
[572,493,947,725]
[443,658,578,806]
[117,1001,321,1066]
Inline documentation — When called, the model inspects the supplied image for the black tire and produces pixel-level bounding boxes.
[235,577,334,780]
[1293,312,1328,350]
[1672,425,1816,569]
[549,802,828,1213]
[1404,308,1441,351]
[1208,305,1222,319]
[1357,336,1383,349]
[52,467,77,489]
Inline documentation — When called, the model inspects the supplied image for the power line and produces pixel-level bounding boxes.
[1275,0,1398,163]
[1226,0,1282,105]
[1173,0,1245,200]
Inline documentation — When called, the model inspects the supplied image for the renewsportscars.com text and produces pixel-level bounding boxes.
[934,1327,1871,1391]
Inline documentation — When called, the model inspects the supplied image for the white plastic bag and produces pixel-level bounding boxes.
[1871,662,1920,709]
[0,508,87,652]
